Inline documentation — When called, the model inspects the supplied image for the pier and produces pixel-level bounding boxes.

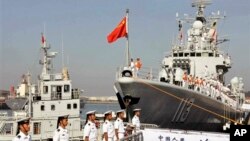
[80,96,118,104]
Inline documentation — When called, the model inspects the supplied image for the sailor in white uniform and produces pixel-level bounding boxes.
[102,110,115,141]
[12,117,31,141]
[132,108,141,132]
[114,110,125,140]
[84,110,97,141]
[53,115,69,141]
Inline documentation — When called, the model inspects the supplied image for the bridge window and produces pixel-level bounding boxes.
[43,86,48,94]
[209,53,213,57]
[73,103,77,109]
[196,53,201,57]
[173,53,178,57]
[67,104,71,109]
[41,105,45,111]
[33,122,41,134]
[56,86,62,100]
[57,86,61,92]
[64,85,70,92]
[51,105,55,111]
[190,52,195,56]
[184,53,189,57]
[179,53,183,57]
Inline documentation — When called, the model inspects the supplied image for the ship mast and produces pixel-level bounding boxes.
[192,0,211,17]
[40,33,57,75]
[125,9,130,67]
[27,72,32,117]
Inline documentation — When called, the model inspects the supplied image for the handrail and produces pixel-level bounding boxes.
[120,132,143,141]
[116,66,159,81]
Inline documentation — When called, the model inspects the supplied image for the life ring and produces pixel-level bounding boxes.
[122,70,133,77]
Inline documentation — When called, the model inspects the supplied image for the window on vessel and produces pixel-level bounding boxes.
[179,53,183,57]
[51,105,55,111]
[209,53,213,57]
[57,86,62,92]
[4,123,13,134]
[173,53,178,57]
[67,104,71,109]
[43,86,48,94]
[41,105,45,111]
[184,53,189,57]
[34,122,41,134]
[190,52,195,56]
[64,85,70,92]
[73,103,77,109]
[196,53,201,57]
[52,86,56,92]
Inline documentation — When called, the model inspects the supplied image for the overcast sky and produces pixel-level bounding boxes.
[0,0,249,96]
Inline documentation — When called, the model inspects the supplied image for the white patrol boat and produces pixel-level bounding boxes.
[0,34,83,140]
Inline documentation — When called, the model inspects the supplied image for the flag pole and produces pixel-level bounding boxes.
[126,9,130,67]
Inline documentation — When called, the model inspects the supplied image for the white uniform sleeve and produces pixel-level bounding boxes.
[12,137,19,141]
[132,117,136,126]
[84,124,90,138]
[53,130,59,141]
[103,122,108,133]
[114,121,119,129]
[29,135,32,141]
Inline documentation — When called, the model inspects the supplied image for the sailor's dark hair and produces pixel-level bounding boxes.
[133,111,136,115]
[116,112,123,119]
[57,116,68,128]
[104,113,111,121]
[85,114,92,125]
[16,119,30,135]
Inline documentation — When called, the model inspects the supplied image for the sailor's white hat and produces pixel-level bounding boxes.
[104,110,112,115]
[116,109,125,114]
[86,110,96,115]
[17,117,30,124]
[133,108,141,112]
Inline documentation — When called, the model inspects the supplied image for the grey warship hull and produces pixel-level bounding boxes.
[115,77,244,132]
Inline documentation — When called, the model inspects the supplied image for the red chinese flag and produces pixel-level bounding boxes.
[41,33,45,44]
[107,17,127,43]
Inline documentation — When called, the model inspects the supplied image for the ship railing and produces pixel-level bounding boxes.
[116,67,159,81]
[137,67,159,81]
[171,43,216,52]
[72,88,81,99]
[0,118,6,134]
[40,73,63,81]
[0,117,16,135]
[41,96,75,100]
[120,131,144,141]
[40,94,79,101]
[182,80,240,108]
[140,123,159,129]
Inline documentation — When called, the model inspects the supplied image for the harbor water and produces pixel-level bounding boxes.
[80,103,120,119]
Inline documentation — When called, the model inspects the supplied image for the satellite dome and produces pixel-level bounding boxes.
[193,21,203,29]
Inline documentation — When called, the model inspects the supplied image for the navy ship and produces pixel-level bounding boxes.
[0,34,83,140]
[114,0,248,132]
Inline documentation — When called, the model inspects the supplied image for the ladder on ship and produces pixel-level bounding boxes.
[0,118,6,134]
